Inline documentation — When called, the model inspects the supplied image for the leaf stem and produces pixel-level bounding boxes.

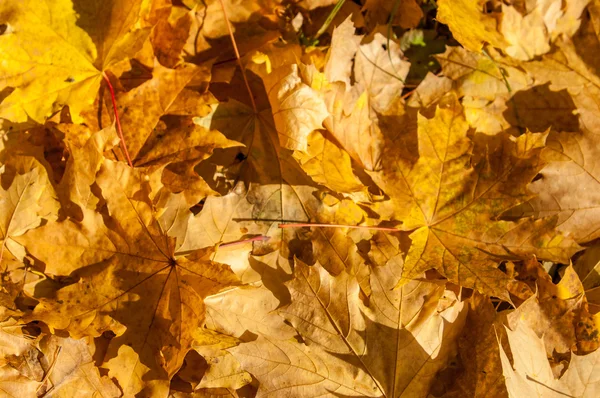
[218,0,257,113]
[279,223,400,232]
[102,72,133,167]
[218,235,271,248]
[314,0,347,40]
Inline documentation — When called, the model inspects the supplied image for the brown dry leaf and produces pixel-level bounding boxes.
[261,63,329,152]
[512,130,600,243]
[439,293,508,398]
[0,157,57,311]
[115,61,210,162]
[17,160,239,396]
[185,0,282,63]
[191,329,251,390]
[35,334,121,397]
[574,244,600,312]
[204,285,296,340]
[0,0,154,123]
[229,336,382,397]
[508,265,583,356]
[500,320,600,398]
[271,257,467,397]
[507,262,600,356]
[362,0,423,30]
[292,130,366,193]
[370,95,580,299]
[500,0,589,60]
[53,125,119,219]
[320,19,410,170]
[151,5,195,68]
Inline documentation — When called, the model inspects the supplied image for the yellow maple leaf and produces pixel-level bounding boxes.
[370,95,580,298]
[18,160,239,396]
[0,0,152,123]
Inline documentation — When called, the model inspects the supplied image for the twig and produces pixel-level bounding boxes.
[218,0,257,113]
[102,73,133,167]
[279,223,400,232]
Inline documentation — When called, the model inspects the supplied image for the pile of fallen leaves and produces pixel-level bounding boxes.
[1,0,600,396]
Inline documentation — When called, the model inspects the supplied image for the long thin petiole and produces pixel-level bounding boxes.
[279,223,400,232]
[102,72,133,167]
[218,235,270,248]
[218,0,257,113]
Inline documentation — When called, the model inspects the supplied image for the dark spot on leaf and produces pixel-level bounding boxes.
[0,24,6,35]
[65,76,75,83]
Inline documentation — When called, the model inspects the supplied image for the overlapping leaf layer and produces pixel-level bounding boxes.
[1,0,600,397]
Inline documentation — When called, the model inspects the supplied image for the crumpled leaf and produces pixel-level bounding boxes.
[500,0,590,60]
[0,157,57,311]
[262,63,329,152]
[320,19,410,170]
[510,128,600,243]
[500,320,600,398]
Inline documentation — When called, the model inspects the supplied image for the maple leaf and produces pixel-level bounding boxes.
[440,293,508,398]
[0,0,154,123]
[362,0,423,30]
[500,320,600,398]
[35,334,121,397]
[189,96,348,270]
[0,156,58,313]
[0,318,41,397]
[230,335,382,397]
[261,63,329,152]
[507,261,600,356]
[5,0,600,395]
[436,0,507,53]
[500,0,589,60]
[17,159,239,396]
[230,256,466,397]
[507,41,600,242]
[191,329,252,390]
[319,18,410,171]
[370,96,580,298]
